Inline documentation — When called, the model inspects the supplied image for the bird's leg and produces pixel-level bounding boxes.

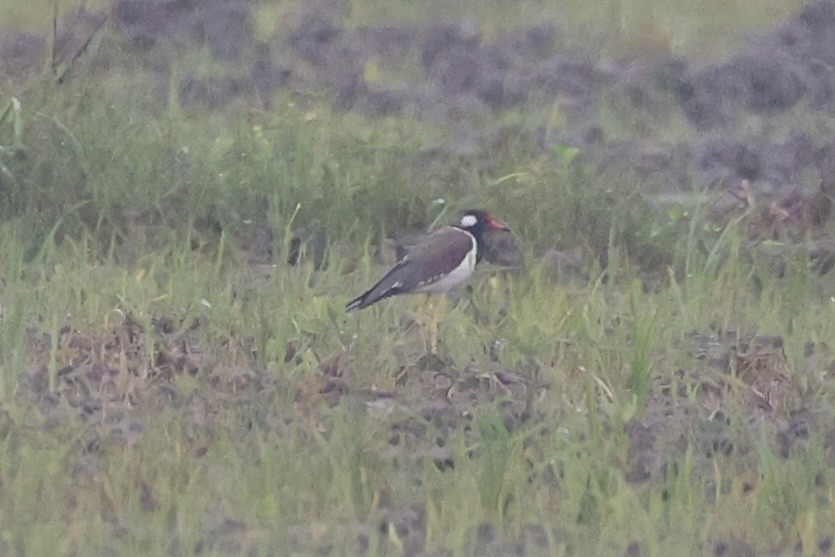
[413,296,445,354]
[429,296,437,354]
[425,295,437,354]
[412,295,431,353]
[429,295,446,354]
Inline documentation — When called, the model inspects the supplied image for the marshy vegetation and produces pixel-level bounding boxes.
[1,0,835,555]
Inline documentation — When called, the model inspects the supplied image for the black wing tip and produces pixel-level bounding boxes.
[346,296,367,312]
[347,286,400,312]
[347,290,378,311]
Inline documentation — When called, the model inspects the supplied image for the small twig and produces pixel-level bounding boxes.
[55,11,108,84]
[591,371,614,402]
[49,0,60,71]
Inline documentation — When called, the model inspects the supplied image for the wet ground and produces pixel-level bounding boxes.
[3,1,835,199]
[14,285,835,554]
[5,1,834,246]
[4,1,835,554]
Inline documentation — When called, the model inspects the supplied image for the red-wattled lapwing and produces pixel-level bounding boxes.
[346,210,510,352]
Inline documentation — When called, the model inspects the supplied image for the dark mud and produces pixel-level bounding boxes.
[4,1,834,252]
[14,301,835,554]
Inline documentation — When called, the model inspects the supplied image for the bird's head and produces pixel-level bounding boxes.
[457,210,510,235]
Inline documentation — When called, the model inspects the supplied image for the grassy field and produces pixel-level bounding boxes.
[2,0,835,556]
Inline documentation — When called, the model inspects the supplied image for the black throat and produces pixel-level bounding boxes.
[459,223,489,263]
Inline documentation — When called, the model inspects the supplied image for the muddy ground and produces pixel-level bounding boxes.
[4,0,835,198]
[3,1,835,554]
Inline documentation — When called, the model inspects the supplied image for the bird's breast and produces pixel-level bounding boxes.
[412,245,477,294]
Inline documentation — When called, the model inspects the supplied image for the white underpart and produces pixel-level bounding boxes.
[413,232,477,294]
[459,214,478,228]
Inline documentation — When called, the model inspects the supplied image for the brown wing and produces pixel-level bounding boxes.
[346,226,475,310]
[399,227,475,290]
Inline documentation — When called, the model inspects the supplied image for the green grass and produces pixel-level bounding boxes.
[1,1,835,555]
[1,101,834,553]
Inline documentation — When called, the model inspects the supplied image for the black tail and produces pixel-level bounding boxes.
[346,292,370,312]
[346,260,408,312]
[346,279,404,312]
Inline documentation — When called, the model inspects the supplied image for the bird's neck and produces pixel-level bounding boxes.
[468,230,486,263]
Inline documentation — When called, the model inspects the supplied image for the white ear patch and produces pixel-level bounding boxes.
[459,214,478,228]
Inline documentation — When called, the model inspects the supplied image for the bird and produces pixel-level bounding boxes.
[346,209,511,352]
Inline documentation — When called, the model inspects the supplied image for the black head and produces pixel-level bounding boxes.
[456,210,510,233]
[456,210,510,261]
